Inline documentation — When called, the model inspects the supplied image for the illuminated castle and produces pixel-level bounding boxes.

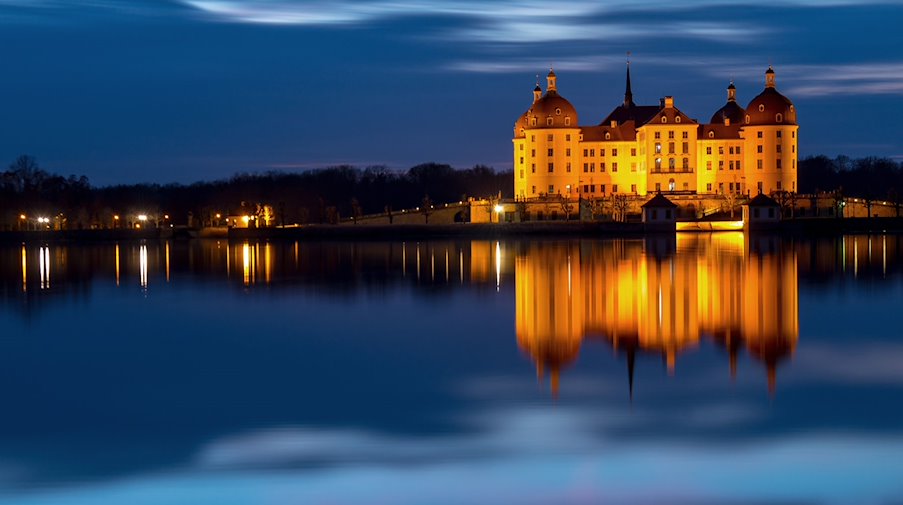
[513,65,798,199]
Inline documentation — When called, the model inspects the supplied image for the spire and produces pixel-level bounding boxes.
[624,58,634,107]
[727,80,736,102]
[765,65,776,88]
[533,75,542,103]
[627,348,636,402]
[547,68,557,93]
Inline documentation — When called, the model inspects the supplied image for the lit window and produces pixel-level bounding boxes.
[565,117,571,126]
[758,104,765,112]
[656,158,662,171]
[709,131,714,139]
[605,132,611,140]
[655,143,662,153]
[546,117,553,126]
[631,162,637,172]
[675,116,681,123]
[662,116,667,123]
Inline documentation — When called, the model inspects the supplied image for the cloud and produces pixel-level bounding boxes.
[793,343,903,383]
[781,62,903,97]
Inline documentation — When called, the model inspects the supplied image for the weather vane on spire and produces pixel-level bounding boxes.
[627,50,631,64]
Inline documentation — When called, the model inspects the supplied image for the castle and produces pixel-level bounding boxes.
[513,65,798,200]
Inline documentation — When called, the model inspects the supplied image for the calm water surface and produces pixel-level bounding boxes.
[1,234,902,505]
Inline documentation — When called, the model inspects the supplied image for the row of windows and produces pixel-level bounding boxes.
[527,180,793,195]
[653,131,690,140]
[706,160,742,170]
[530,117,573,126]
[706,146,742,155]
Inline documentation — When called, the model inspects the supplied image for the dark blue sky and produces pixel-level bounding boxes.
[0,0,901,185]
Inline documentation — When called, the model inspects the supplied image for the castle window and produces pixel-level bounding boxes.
[777,181,782,190]
[792,145,796,153]
[566,148,571,156]
[532,185,536,194]
[719,160,724,170]
[566,134,571,141]
[519,169,524,178]
[758,104,765,112]
[531,118,537,126]
[675,116,681,123]
[736,146,741,154]
[706,147,712,155]
[631,184,637,193]
[555,108,561,115]
[718,146,724,155]
[655,143,662,153]
[655,158,662,171]
[547,134,553,141]
[631,162,637,172]
[729,146,734,155]
[590,162,595,173]
[583,149,588,156]
[682,142,688,154]
[662,116,667,123]
[654,132,661,139]
[729,161,734,170]
[737,161,741,170]
[590,149,595,157]
[520,144,524,151]
[655,183,662,192]
[549,184,554,193]
[757,145,763,153]
[565,117,571,126]
[776,113,783,123]
[706,161,712,170]
[777,159,782,169]
[546,117,553,126]
[601,184,606,193]
[519,157,524,164]
[631,148,637,156]
[746,115,750,124]
[612,184,618,193]
[668,131,675,139]
[531,135,535,141]
[776,130,782,138]
[668,142,675,154]
[548,162,554,173]
[600,162,606,171]
[612,162,618,172]
[600,149,606,156]
[757,160,763,169]
[566,162,571,173]
[605,132,611,140]
[531,163,536,173]
[682,158,689,169]
[583,163,588,173]
[707,183,712,192]
[669,179,675,191]
[777,145,782,153]
[548,148,554,156]
[792,131,796,138]
[709,131,714,139]
[531,149,535,156]
[612,149,618,156]
[669,158,676,170]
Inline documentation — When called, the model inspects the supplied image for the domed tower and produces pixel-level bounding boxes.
[513,69,580,200]
[710,82,745,125]
[741,66,799,195]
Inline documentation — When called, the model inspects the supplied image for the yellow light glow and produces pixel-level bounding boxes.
[113,215,120,220]
[494,205,504,213]
[138,214,148,222]
[19,214,26,220]
[242,215,250,223]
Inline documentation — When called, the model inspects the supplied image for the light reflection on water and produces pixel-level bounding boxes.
[0,236,902,504]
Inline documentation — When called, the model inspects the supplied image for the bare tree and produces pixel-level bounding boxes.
[421,195,433,224]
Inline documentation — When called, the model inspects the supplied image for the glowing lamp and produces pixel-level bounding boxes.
[138,214,148,222]
[494,205,504,213]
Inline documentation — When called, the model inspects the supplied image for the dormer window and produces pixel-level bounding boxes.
[546,117,553,126]
[708,131,714,139]
[746,115,750,124]
[555,108,561,115]
[661,116,667,123]
[564,117,571,126]
[605,132,611,140]
[675,116,681,123]
[531,118,537,126]
[776,113,783,123]
[758,104,765,112]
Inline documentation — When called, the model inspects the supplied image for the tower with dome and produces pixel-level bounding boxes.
[513,66,798,202]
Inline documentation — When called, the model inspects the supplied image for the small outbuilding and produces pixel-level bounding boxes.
[743,193,782,231]
[641,193,678,232]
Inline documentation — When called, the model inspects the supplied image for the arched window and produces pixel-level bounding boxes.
[555,108,561,115]
[682,158,689,169]
[546,117,553,126]
[669,178,676,191]
[531,118,536,126]
[758,104,765,112]
[605,132,610,140]
[708,131,715,138]
[564,117,571,126]
[776,113,783,123]
[745,115,750,124]
[675,116,681,123]
[661,116,667,123]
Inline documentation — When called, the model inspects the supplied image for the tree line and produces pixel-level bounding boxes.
[0,156,512,229]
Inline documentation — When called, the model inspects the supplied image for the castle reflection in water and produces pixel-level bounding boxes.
[516,234,797,395]
[3,234,902,394]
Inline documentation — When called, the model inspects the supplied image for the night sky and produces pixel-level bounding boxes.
[0,0,901,185]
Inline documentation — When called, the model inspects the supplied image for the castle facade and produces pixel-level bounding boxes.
[513,66,798,199]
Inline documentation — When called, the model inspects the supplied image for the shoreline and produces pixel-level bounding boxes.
[3,217,903,243]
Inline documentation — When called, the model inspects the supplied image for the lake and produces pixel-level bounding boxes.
[0,234,901,505]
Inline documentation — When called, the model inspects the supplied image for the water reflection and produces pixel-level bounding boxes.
[516,234,798,395]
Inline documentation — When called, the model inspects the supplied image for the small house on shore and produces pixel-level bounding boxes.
[642,193,678,232]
